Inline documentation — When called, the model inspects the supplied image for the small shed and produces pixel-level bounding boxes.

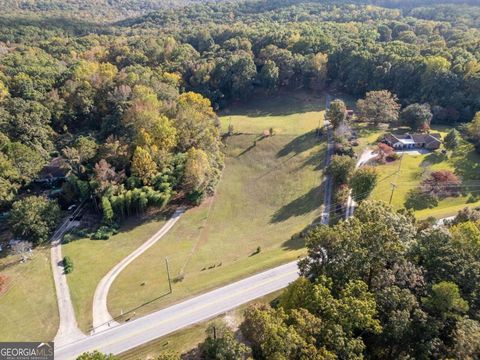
[35,157,70,185]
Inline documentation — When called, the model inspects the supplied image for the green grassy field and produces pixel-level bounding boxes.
[220,90,325,135]
[108,90,326,321]
[0,248,59,341]
[369,126,480,218]
[62,213,167,333]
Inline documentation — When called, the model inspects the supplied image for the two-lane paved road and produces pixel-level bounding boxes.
[55,261,299,359]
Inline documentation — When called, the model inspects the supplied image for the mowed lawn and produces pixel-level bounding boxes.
[369,126,480,219]
[220,90,325,135]
[108,91,326,320]
[62,213,167,333]
[0,248,59,341]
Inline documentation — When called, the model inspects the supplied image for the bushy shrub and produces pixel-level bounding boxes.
[334,184,350,210]
[71,227,88,238]
[404,188,438,210]
[62,233,74,244]
[91,225,118,240]
[63,256,74,274]
[187,189,204,205]
[334,143,355,157]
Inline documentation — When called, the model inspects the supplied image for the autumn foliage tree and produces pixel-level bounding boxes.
[376,142,394,163]
[326,99,346,129]
[183,147,212,197]
[131,146,157,185]
[356,90,400,126]
[422,170,461,198]
[93,159,125,196]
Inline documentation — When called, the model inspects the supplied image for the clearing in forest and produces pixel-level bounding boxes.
[107,90,327,320]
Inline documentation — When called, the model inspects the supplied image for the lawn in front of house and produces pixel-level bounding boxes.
[369,126,480,218]
[62,212,167,333]
[108,90,327,321]
[0,247,59,341]
[370,150,455,209]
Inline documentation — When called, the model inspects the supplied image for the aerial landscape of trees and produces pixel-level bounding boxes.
[1,0,479,225]
[1,0,480,357]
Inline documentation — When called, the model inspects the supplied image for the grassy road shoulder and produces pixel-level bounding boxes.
[0,248,58,341]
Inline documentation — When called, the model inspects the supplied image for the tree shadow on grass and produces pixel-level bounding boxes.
[277,131,320,158]
[451,146,480,182]
[220,90,323,118]
[271,186,322,223]
[236,135,268,157]
[420,152,446,167]
[282,232,306,251]
[300,147,327,171]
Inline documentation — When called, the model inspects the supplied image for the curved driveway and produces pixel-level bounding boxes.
[91,208,185,333]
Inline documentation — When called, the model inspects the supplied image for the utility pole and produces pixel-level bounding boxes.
[389,183,397,205]
[165,257,172,293]
[390,153,403,205]
[396,153,404,174]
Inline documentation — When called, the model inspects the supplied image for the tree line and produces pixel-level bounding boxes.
[1,0,480,243]
[77,201,480,360]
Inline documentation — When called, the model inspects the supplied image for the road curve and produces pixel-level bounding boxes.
[56,261,299,359]
[91,207,185,333]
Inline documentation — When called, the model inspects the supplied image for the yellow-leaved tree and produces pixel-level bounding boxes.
[123,85,177,166]
[131,146,157,185]
[183,147,212,193]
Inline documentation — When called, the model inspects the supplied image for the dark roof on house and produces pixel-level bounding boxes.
[384,133,441,145]
[37,157,70,180]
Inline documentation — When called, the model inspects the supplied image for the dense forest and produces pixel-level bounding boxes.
[1,0,480,358]
[1,0,480,234]
[238,201,480,359]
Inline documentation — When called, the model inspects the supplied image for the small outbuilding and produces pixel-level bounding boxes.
[35,157,70,185]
